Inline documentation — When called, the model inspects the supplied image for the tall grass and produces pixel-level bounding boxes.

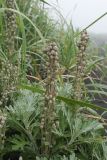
[0,0,107,159]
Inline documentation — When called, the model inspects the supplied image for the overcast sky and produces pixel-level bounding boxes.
[48,0,107,33]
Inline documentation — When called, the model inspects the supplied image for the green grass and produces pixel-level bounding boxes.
[0,0,107,159]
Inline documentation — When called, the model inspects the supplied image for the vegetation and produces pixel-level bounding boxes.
[0,0,107,159]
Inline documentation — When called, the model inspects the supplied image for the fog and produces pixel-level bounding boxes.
[48,0,107,33]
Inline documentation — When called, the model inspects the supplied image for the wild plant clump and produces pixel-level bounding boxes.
[40,42,59,155]
[0,110,7,153]
[5,0,17,55]
[0,0,106,159]
[74,30,89,100]
[0,60,19,106]
[0,0,18,107]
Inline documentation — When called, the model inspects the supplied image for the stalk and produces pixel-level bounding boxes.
[0,0,19,107]
[74,30,89,100]
[5,0,17,55]
[0,110,7,156]
[40,42,59,156]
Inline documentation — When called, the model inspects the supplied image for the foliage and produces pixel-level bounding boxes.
[2,88,107,159]
[0,0,107,160]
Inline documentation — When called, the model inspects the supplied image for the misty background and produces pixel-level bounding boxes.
[48,0,107,33]
[48,0,107,46]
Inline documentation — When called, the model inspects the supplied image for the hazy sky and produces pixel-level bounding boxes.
[48,0,107,33]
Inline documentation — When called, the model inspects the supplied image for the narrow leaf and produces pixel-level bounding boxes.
[57,96,107,111]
